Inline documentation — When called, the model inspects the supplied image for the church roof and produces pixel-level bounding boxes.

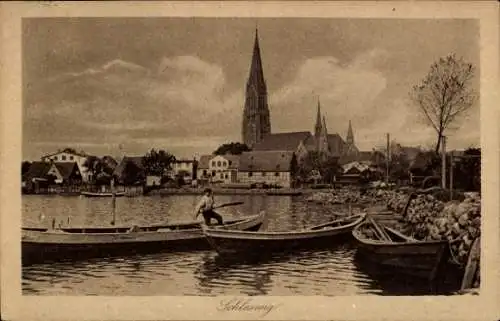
[238,151,295,172]
[327,134,347,156]
[252,131,313,152]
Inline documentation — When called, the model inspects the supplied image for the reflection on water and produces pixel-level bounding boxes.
[22,194,437,296]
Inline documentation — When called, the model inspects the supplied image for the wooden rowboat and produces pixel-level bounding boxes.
[352,217,450,282]
[202,213,366,256]
[81,191,126,197]
[22,211,266,265]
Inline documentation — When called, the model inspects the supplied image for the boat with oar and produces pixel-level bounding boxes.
[352,216,450,282]
[202,213,366,257]
[22,201,264,265]
[81,191,126,197]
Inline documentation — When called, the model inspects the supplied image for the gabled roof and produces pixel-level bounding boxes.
[327,134,347,156]
[197,154,240,170]
[238,151,295,172]
[54,162,81,180]
[252,131,313,152]
[197,155,212,170]
[113,156,145,176]
[41,148,89,159]
[22,161,52,181]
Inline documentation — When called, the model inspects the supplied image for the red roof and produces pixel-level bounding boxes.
[252,131,313,152]
[238,151,295,172]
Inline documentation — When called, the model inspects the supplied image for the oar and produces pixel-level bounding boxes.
[213,201,244,209]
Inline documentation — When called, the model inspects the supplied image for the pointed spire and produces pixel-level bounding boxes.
[347,120,354,145]
[247,28,266,92]
[314,98,322,138]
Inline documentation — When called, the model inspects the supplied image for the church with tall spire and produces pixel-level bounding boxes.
[241,29,271,148]
[242,30,359,163]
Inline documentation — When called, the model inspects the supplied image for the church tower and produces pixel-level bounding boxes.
[345,120,359,155]
[242,29,271,148]
[314,99,322,139]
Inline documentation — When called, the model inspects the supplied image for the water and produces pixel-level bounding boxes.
[22,194,434,296]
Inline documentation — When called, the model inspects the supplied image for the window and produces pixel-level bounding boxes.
[275,172,279,177]
[217,161,221,167]
[203,170,207,176]
[229,160,232,166]
[248,172,253,177]
[223,161,227,167]
[61,155,66,161]
[220,173,224,179]
[225,174,228,179]
[262,172,266,176]
[54,156,58,161]
[211,161,216,167]
[70,156,74,160]
[212,171,216,177]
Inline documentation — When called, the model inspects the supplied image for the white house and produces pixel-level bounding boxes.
[237,151,295,188]
[171,159,196,182]
[41,148,90,182]
[197,154,240,184]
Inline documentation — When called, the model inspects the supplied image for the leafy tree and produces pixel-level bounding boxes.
[410,54,476,153]
[142,149,176,177]
[123,160,145,186]
[22,161,32,176]
[83,156,114,184]
[453,148,480,191]
[296,151,339,184]
[213,142,251,155]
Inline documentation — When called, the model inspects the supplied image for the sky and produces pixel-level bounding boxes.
[22,18,480,161]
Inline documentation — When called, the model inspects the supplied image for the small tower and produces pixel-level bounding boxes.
[345,120,359,155]
[318,116,330,156]
[314,99,322,139]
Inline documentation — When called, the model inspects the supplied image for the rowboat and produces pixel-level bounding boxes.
[81,191,126,197]
[352,217,450,282]
[202,213,366,256]
[22,211,265,265]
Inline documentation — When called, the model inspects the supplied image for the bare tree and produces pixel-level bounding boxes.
[410,54,476,153]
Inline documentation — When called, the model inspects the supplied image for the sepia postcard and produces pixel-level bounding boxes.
[1,1,499,321]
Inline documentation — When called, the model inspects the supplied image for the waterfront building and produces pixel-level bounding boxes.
[171,159,197,182]
[197,154,240,184]
[236,151,295,188]
[41,148,90,182]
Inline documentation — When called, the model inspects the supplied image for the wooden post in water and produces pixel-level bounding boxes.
[111,178,116,226]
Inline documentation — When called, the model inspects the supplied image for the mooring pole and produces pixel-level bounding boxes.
[386,133,390,185]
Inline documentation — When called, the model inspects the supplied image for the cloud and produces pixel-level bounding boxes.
[269,50,388,136]
[23,56,244,159]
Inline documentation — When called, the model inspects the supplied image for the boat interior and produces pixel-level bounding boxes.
[355,218,417,243]
[309,214,365,230]
[22,216,252,234]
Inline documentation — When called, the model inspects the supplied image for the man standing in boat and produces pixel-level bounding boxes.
[193,188,224,225]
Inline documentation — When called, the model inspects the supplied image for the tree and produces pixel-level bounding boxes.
[22,161,32,176]
[410,54,476,153]
[213,142,251,155]
[142,149,176,177]
[453,148,481,191]
[123,160,144,186]
[83,156,114,185]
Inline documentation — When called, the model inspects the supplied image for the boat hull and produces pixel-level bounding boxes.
[352,222,450,281]
[203,214,365,257]
[81,192,126,197]
[22,213,264,265]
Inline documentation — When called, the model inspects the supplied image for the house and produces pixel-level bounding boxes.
[339,150,386,166]
[22,161,82,190]
[237,151,296,188]
[340,161,382,182]
[41,148,90,182]
[171,159,196,181]
[197,154,240,184]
